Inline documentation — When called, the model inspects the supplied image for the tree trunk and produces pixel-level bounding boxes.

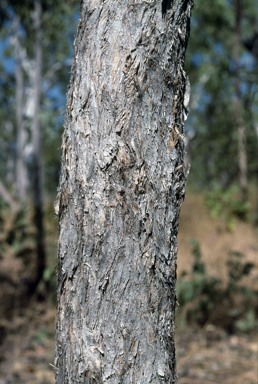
[233,0,248,202]
[55,1,192,382]
[32,0,46,285]
[14,16,28,201]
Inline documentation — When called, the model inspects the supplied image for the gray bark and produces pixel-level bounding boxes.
[55,1,192,383]
[32,0,46,284]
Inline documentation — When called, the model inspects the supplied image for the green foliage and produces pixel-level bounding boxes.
[191,239,205,274]
[7,208,36,260]
[185,0,258,191]
[33,327,54,346]
[176,239,258,332]
[235,309,257,331]
[205,185,251,230]
[0,204,36,263]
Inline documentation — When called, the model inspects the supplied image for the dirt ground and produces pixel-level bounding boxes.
[177,194,258,282]
[0,311,257,384]
[0,193,257,383]
[176,326,258,384]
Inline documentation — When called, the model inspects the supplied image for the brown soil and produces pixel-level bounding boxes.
[0,304,55,384]
[0,194,257,383]
[177,193,258,383]
[176,326,258,384]
[177,194,258,281]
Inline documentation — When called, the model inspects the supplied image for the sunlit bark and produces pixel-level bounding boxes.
[55,1,192,382]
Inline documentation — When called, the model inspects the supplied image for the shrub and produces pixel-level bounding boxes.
[176,239,257,333]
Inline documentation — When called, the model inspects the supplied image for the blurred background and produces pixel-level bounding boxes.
[0,0,257,383]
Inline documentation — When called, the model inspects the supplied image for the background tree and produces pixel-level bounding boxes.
[55,0,193,382]
[185,0,258,198]
[0,0,79,287]
[14,14,28,200]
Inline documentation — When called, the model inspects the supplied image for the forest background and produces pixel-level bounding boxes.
[0,0,257,383]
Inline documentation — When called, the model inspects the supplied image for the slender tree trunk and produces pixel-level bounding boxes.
[14,16,28,201]
[233,0,248,202]
[55,1,192,382]
[32,0,46,285]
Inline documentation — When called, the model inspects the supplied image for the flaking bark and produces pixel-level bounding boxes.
[55,1,193,383]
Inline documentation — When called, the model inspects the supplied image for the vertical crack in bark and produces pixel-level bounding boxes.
[162,0,173,17]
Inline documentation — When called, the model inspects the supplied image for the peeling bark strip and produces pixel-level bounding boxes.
[55,1,193,383]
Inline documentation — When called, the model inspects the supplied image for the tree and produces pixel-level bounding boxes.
[0,0,79,287]
[31,0,46,285]
[185,0,258,193]
[55,1,193,382]
[233,0,247,202]
[14,14,28,201]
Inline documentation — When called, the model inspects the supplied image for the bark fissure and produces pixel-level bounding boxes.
[55,1,193,383]
[162,0,173,17]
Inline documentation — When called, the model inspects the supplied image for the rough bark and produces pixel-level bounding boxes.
[32,0,46,284]
[55,1,192,383]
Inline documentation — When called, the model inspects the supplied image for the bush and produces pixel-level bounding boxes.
[176,239,258,333]
[205,185,250,231]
